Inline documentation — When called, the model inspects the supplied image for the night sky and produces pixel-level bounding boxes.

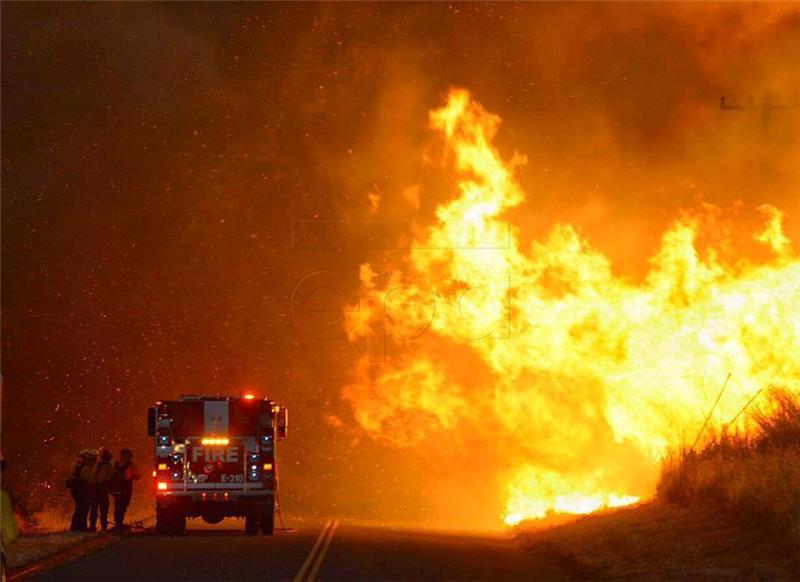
[2,3,798,528]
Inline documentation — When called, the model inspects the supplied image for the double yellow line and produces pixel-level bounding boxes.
[293,519,339,582]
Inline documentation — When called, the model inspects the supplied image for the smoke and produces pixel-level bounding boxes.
[294,3,800,265]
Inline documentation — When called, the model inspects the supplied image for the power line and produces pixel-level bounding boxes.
[690,372,732,452]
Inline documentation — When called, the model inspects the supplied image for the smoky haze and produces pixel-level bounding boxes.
[2,3,798,529]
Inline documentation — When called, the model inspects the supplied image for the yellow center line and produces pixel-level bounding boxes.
[292,520,333,582]
[306,519,339,581]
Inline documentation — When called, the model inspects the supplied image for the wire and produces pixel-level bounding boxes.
[726,387,765,428]
[690,372,732,452]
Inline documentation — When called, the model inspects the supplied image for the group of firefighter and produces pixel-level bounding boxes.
[67,448,140,532]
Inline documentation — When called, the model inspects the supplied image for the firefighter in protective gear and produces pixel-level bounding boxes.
[67,450,91,531]
[110,449,140,530]
[2,457,19,582]
[89,449,115,531]
[75,450,99,531]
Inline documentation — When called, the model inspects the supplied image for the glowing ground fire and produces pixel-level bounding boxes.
[344,89,800,526]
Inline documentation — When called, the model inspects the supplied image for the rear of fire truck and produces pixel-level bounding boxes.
[147,394,288,535]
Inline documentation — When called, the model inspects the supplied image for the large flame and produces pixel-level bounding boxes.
[344,88,800,526]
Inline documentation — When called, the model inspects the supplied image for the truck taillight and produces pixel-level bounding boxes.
[157,481,167,491]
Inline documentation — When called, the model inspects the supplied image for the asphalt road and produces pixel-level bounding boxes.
[28,518,572,581]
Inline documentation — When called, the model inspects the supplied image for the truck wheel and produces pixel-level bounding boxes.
[174,513,186,535]
[156,509,173,535]
[156,505,169,534]
[157,506,185,535]
[244,512,259,536]
[259,509,275,535]
[156,518,169,535]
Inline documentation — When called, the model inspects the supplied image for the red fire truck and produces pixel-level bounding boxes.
[147,394,288,535]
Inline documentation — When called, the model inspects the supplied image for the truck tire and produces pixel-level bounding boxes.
[156,505,171,535]
[244,512,259,536]
[156,506,185,535]
[259,508,275,535]
[174,513,186,535]
[156,516,172,534]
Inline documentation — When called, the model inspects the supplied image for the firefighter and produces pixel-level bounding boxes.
[67,450,91,532]
[1,456,19,582]
[89,449,115,531]
[74,450,98,531]
[110,449,140,531]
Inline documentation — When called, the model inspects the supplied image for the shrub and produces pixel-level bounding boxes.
[658,389,800,535]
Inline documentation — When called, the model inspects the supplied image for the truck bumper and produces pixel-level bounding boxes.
[156,491,274,518]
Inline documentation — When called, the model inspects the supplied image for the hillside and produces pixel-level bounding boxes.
[520,500,795,580]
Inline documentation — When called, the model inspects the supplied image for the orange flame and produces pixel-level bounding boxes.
[344,89,800,526]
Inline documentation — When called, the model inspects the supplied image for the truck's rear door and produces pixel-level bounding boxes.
[186,437,245,487]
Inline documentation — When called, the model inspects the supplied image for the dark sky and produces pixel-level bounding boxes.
[1,2,380,522]
[2,2,798,529]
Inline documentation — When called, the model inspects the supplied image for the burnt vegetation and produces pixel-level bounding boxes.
[520,391,800,580]
[659,388,800,559]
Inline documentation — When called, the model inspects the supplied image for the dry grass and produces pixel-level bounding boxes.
[13,484,153,533]
[18,502,152,534]
[519,485,798,579]
[658,389,800,539]
[18,505,73,533]
[6,532,99,570]
[520,501,794,580]
[519,390,800,580]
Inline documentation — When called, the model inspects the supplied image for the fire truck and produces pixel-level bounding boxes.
[147,394,288,535]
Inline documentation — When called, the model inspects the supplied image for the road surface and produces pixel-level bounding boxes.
[27,518,573,581]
